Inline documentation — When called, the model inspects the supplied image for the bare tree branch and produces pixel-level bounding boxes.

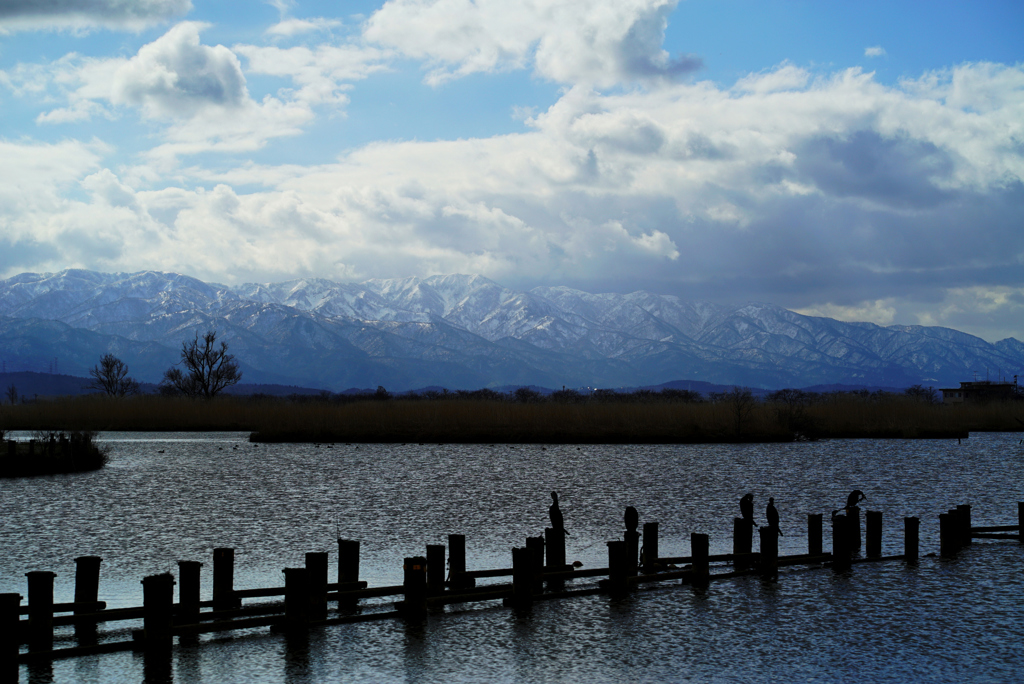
[161,330,241,398]
[87,354,140,397]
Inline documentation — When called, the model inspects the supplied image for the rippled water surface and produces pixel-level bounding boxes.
[3,432,1023,682]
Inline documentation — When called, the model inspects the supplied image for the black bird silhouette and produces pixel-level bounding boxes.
[845,490,867,511]
[766,497,784,536]
[550,491,569,536]
[624,506,639,532]
[740,493,758,527]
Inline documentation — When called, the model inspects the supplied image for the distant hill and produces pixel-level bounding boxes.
[0,269,1020,392]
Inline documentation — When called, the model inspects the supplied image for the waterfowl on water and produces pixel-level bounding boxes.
[740,493,758,527]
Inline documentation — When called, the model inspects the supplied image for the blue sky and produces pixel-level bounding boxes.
[0,0,1022,341]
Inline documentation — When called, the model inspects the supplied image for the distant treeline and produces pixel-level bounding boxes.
[1,387,1022,444]
[259,383,962,406]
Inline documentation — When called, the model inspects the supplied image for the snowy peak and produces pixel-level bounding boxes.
[0,269,1021,391]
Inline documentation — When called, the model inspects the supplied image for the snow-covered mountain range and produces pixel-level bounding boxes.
[1,269,1021,392]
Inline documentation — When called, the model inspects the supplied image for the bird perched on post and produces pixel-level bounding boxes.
[740,493,758,527]
[845,490,867,512]
[624,506,639,533]
[550,491,569,536]
[766,497,783,536]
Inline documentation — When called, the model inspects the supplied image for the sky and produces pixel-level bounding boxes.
[0,1,1022,342]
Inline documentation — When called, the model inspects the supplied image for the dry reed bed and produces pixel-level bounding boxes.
[2,395,1021,442]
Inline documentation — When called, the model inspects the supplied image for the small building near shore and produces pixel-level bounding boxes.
[939,380,1017,404]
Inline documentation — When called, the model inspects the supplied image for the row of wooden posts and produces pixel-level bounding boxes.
[2,502,1022,680]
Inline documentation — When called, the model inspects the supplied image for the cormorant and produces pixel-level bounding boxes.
[845,490,866,511]
[740,493,758,527]
[766,497,783,536]
[624,506,639,533]
[550,491,569,536]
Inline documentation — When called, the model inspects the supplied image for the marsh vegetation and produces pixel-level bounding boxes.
[0,429,108,477]
[0,388,1020,443]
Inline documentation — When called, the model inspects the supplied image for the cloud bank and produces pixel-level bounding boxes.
[0,5,1022,342]
[0,0,191,32]
[364,0,700,86]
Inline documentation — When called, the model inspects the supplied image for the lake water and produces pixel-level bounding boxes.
[3,432,1024,682]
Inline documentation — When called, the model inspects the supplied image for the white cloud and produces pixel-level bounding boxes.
[233,42,391,108]
[3,59,1024,342]
[865,46,886,58]
[0,0,190,33]
[734,63,810,93]
[266,17,343,37]
[110,22,248,118]
[363,0,700,87]
[12,23,332,163]
[796,300,897,326]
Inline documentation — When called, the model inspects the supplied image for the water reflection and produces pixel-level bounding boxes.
[4,432,1024,682]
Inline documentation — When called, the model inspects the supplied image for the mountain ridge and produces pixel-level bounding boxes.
[0,269,1020,392]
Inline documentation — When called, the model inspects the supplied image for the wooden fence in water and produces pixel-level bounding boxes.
[2,502,1022,681]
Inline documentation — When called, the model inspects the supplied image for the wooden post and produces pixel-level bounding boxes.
[849,506,862,552]
[71,555,101,636]
[510,547,535,610]
[305,552,328,621]
[948,507,966,551]
[337,539,360,609]
[400,556,427,617]
[177,560,202,624]
[956,504,972,546]
[213,547,239,609]
[0,593,21,683]
[6,440,14,460]
[904,517,919,562]
[733,518,753,569]
[28,440,35,459]
[426,544,446,596]
[865,511,882,558]
[690,533,709,588]
[831,514,851,571]
[337,539,360,584]
[624,531,640,577]
[447,534,472,590]
[525,537,545,593]
[545,527,566,569]
[26,571,55,650]
[73,556,101,614]
[641,522,659,571]
[759,527,778,579]
[604,540,629,595]
[939,512,956,558]
[283,568,310,630]
[807,513,823,557]
[141,573,175,652]
[1019,502,1023,543]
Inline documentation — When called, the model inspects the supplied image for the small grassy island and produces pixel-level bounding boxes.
[1,430,108,478]
[0,388,1021,445]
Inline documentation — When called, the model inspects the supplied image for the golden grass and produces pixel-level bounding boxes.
[1,394,1021,443]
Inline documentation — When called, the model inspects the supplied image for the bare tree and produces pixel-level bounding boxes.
[904,384,938,403]
[161,330,241,398]
[87,354,140,397]
[712,386,757,437]
[5,383,16,405]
